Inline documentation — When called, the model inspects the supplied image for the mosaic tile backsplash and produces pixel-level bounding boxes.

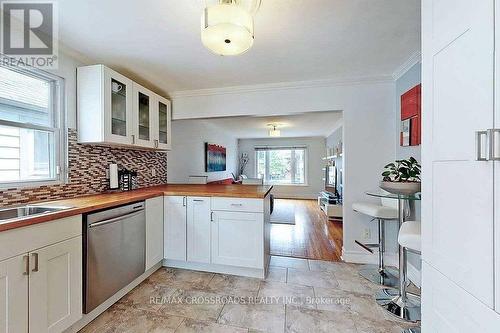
[0,128,168,207]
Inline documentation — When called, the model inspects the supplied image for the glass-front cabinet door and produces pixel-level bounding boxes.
[132,83,154,148]
[153,96,171,150]
[104,67,133,145]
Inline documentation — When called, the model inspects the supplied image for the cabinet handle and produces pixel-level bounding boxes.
[31,253,39,272]
[132,134,136,144]
[475,130,489,161]
[155,140,159,148]
[183,196,186,206]
[230,203,243,207]
[210,211,214,222]
[488,129,500,161]
[193,199,204,202]
[23,255,29,275]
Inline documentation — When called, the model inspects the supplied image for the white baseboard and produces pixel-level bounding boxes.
[341,247,398,267]
[163,259,265,279]
[341,246,421,287]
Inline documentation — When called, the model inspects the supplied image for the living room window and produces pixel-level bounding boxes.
[0,63,66,187]
[255,147,306,185]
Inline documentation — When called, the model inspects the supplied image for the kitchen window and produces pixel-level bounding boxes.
[0,63,65,187]
[255,147,307,185]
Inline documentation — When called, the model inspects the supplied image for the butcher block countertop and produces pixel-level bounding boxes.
[0,184,273,232]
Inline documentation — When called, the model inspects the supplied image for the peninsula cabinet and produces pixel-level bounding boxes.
[0,215,82,333]
[186,197,211,264]
[77,64,172,150]
[163,195,270,278]
[210,210,263,268]
[164,196,187,261]
[422,0,500,330]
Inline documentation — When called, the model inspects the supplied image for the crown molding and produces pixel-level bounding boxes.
[392,51,422,81]
[170,75,394,99]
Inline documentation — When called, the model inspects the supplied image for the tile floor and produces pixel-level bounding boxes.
[80,256,420,333]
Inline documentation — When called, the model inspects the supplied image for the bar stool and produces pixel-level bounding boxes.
[376,220,421,322]
[352,195,399,287]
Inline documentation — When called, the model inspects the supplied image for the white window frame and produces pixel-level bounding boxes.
[254,146,308,186]
[0,60,66,189]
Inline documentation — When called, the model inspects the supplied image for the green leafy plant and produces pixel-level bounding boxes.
[382,157,421,182]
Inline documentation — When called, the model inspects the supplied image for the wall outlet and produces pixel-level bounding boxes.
[151,168,156,177]
[363,228,371,240]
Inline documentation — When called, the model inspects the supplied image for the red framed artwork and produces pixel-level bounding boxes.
[400,84,421,146]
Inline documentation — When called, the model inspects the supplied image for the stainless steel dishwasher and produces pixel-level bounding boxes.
[83,201,145,313]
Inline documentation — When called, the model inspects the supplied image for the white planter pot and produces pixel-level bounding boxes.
[379,181,421,195]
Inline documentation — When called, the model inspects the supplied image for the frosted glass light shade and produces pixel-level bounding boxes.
[269,129,280,137]
[201,3,254,56]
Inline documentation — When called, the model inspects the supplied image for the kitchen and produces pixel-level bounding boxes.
[0,42,274,333]
[8,0,495,332]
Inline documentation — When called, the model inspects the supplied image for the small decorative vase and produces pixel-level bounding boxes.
[379,181,421,195]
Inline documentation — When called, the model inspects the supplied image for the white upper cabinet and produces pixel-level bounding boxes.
[132,83,155,148]
[153,96,172,150]
[77,64,171,150]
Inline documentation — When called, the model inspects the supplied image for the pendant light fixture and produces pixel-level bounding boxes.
[201,0,261,56]
[268,124,281,137]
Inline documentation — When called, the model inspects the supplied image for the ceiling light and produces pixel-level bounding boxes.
[201,0,261,56]
[269,124,281,137]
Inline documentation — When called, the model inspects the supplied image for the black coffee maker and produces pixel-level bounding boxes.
[119,169,138,191]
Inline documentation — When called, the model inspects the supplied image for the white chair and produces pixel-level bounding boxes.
[352,194,399,287]
[377,220,422,323]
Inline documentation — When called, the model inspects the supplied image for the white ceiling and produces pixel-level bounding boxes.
[176,111,343,138]
[57,0,420,93]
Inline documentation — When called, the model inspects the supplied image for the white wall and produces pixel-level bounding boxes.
[167,119,238,183]
[395,62,422,284]
[172,79,397,263]
[47,48,88,129]
[238,137,326,199]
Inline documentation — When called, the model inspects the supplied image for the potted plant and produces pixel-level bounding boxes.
[380,157,421,195]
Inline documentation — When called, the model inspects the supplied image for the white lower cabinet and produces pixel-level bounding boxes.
[0,215,82,333]
[164,196,187,261]
[164,196,268,278]
[0,254,28,333]
[211,211,263,268]
[29,237,82,333]
[186,197,211,263]
[146,197,164,270]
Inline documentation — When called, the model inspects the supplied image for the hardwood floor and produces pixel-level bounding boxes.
[270,199,343,261]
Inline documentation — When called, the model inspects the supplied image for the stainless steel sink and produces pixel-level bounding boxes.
[0,205,73,222]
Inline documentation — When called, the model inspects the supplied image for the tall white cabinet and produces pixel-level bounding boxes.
[422,0,500,330]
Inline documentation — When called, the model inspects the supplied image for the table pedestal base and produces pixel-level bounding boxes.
[375,288,421,322]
